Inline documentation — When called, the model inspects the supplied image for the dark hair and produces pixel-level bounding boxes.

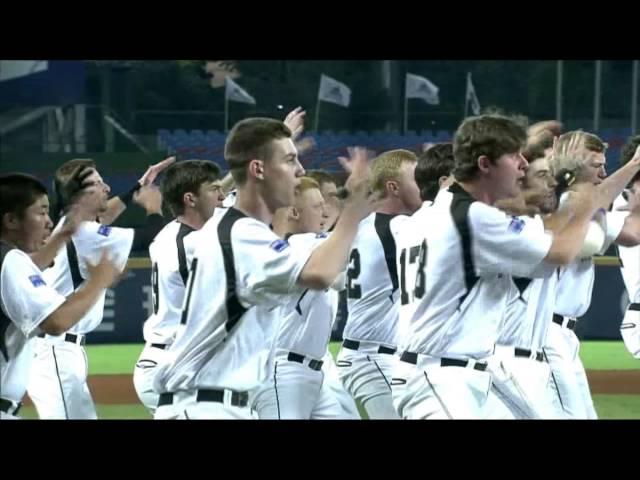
[53,158,96,213]
[224,118,292,185]
[0,173,48,234]
[453,114,527,182]
[621,134,640,186]
[161,160,221,216]
[415,143,454,201]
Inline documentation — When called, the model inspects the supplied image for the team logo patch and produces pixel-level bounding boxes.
[508,217,525,234]
[28,275,46,287]
[97,225,112,237]
[315,232,328,239]
[270,239,289,252]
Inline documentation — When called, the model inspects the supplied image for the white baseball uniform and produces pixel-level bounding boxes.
[153,207,313,420]
[392,184,553,419]
[252,232,348,419]
[0,243,66,419]
[27,218,133,419]
[614,194,640,358]
[133,220,200,413]
[336,212,405,419]
[544,201,625,419]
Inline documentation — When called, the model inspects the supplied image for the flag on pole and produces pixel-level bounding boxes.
[225,77,256,105]
[405,73,439,105]
[466,72,481,115]
[318,74,351,107]
[0,61,48,82]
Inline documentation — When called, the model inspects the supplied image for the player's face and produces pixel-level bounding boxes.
[17,194,54,253]
[195,180,225,222]
[524,157,558,213]
[263,137,305,211]
[296,188,328,234]
[397,161,422,214]
[490,150,528,200]
[83,169,111,214]
[576,152,607,185]
[318,181,340,231]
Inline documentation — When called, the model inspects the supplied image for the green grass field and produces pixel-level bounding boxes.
[19,341,640,419]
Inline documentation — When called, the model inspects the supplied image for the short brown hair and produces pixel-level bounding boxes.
[415,143,454,201]
[162,160,221,216]
[306,170,336,188]
[453,115,527,182]
[370,149,417,197]
[53,158,96,212]
[224,118,292,186]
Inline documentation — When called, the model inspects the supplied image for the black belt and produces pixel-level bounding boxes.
[151,343,168,350]
[514,347,544,362]
[287,352,323,371]
[343,339,397,355]
[552,314,577,331]
[158,389,249,408]
[38,332,86,346]
[629,303,640,312]
[400,351,487,371]
[0,397,22,416]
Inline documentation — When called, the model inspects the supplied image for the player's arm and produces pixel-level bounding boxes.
[129,185,165,252]
[297,149,373,290]
[40,251,121,335]
[99,157,175,225]
[595,145,640,208]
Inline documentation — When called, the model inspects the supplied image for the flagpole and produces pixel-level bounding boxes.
[403,93,408,134]
[464,73,470,119]
[632,60,638,134]
[556,60,563,123]
[593,60,602,132]
[314,96,321,132]
[224,95,229,133]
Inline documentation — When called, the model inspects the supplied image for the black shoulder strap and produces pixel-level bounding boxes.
[66,239,85,290]
[0,241,16,361]
[374,212,399,294]
[218,208,249,333]
[176,223,196,286]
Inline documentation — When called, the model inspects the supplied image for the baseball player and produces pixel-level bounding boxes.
[27,158,169,419]
[545,132,640,419]
[153,118,373,420]
[617,135,640,358]
[133,160,226,413]
[392,115,606,420]
[251,176,350,419]
[336,149,422,419]
[0,173,119,419]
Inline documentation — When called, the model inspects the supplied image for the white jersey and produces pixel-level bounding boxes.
[403,184,553,359]
[0,246,66,401]
[153,207,313,393]
[613,194,639,303]
[274,232,339,360]
[499,268,558,352]
[42,217,134,334]
[554,196,625,317]
[343,212,405,346]
[143,220,200,345]
[394,201,432,344]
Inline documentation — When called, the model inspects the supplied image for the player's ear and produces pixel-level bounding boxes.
[2,212,19,231]
[386,179,399,197]
[183,192,197,208]
[249,159,265,180]
[289,206,299,221]
[477,155,491,174]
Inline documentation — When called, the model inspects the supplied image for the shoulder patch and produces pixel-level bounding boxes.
[270,239,289,253]
[315,232,328,239]
[508,217,525,234]
[97,225,112,237]
[28,274,46,287]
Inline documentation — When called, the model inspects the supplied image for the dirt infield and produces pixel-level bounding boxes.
[19,370,640,405]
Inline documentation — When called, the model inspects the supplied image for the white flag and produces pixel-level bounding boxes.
[405,73,439,105]
[318,74,351,107]
[225,77,256,105]
[0,60,48,82]
[466,72,481,116]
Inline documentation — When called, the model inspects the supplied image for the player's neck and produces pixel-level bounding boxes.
[234,189,274,226]
[457,180,498,205]
[177,210,205,231]
[375,197,410,215]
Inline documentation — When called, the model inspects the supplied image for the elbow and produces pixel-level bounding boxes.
[40,315,65,336]
[545,249,574,266]
[298,271,333,290]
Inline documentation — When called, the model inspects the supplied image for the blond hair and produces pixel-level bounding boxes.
[550,130,607,176]
[371,149,417,197]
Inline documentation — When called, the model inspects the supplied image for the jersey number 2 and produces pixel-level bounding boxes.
[347,249,362,299]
